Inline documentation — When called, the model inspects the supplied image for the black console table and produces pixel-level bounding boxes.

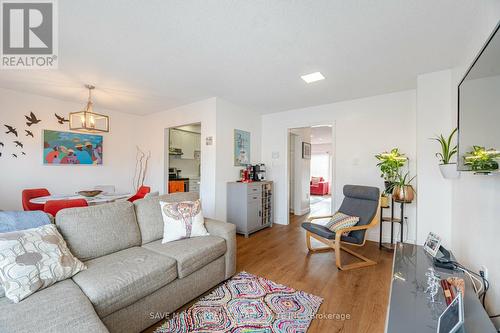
[385,243,496,333]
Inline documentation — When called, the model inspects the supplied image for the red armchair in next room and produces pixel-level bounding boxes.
[310,177,330,195]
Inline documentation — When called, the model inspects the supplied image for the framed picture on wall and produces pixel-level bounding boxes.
[43,130,103,165]
[302,142,311,159]
[234,129,251,166]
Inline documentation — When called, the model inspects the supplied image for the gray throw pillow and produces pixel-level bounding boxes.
[0,224,86,303]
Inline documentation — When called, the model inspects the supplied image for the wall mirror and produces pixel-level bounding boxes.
[458,22,500,172]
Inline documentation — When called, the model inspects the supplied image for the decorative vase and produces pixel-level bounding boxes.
[392,185,415,203]
[380,195,390,208]
[439,163,460,179]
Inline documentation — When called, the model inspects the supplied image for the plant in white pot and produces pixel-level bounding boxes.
[431,128,459,179]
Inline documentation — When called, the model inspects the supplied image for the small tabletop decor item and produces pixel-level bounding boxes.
[77,190,102,197]
[464,146,500,174]
[425,267,441,303]
[432,128,459,179]
[424,232,442,257]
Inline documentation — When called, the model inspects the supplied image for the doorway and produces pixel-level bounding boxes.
[287,125,334,222]
[165,123,201,194]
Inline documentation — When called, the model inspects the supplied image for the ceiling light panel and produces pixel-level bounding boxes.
[301,72,325,83]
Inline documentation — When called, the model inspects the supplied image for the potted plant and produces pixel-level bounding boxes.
[375,148,407,195]
[380,193,390,208]
[392,172,416,203]
[464,146,500,173]
[431,128,459,179]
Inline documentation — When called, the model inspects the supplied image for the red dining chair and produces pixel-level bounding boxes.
[127,186,151,202]
[22,188,51,211]
[44,199,88,217]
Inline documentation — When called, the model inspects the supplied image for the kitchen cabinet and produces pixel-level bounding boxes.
[189,178,200,193]
[169,129,182,150]
[168,180,186,193]
[181,131,195,159]
[169,129,200,160]
[226,181,273,237]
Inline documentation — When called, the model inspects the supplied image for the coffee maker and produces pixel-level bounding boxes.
[251,164,266,181]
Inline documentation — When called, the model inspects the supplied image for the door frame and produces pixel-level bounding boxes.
[285,122,336,225]
[164,122,202,194]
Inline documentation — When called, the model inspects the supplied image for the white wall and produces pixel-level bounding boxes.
[0,88,139,210]
[139,97,262,221]
[415,70,454,246]
[214,98,262,221]
[139,98,218,218]
[261,90,417,243]
[290,128,311,215]
[451,174,500,324]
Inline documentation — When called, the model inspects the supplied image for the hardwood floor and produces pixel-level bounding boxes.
[237,214,393,333]
[146,204,394,333]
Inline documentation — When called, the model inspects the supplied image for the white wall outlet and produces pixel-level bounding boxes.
[480,265,488,280]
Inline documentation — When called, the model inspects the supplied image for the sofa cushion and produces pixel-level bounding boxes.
[0,279,109,333]
[72,247,177,317]
[56,201,141,261]
[160,199,209,243]
[0,224,86,303]
[143,235,226,278]
[134,192,199,244]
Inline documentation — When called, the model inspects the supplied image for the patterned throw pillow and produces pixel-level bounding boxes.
[325,212,359,236]
[0,224,86,303]
[160,199,209,243]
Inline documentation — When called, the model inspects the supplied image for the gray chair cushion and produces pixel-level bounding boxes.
[142,236,226,278]
[0,280,109,333]
[134,192,200,245]
[72,247,177,317]
[56,201,141,261]
[301,222,360,244]
[338,185,379,244]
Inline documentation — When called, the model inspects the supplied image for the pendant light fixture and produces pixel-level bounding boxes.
[69,84,109,133]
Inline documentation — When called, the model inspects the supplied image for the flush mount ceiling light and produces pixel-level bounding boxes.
[69,84,109,133]
[301,72,325,83]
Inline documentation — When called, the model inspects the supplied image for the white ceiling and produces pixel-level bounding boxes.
[0,0,498,115]
[311,126,333,145]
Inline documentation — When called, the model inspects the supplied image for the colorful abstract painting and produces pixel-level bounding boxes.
[234,129,251,166]
[43,130,103,165]
[155,271,323,333]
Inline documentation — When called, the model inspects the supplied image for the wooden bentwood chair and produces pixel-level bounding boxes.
[301,185,380,271]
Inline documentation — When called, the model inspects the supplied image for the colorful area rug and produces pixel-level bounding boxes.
[155,271,323,333]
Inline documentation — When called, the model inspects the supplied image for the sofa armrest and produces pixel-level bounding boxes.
[205,218,236,279]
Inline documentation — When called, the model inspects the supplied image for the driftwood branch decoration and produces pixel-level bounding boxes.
[133,146,151,191]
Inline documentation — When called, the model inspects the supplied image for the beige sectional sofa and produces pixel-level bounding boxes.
[0,192,236,333]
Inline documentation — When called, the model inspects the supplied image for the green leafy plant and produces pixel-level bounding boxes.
[431,128,457,164]
[464,146,500,172]
[375,148,407,194]
[394,171,416,189]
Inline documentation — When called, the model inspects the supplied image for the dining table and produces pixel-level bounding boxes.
[29,193,132,205]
